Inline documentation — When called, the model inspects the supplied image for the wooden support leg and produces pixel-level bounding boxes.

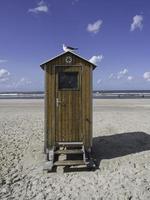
[43,147,54,171]
[85,148,96,170]
[47,148,54,161]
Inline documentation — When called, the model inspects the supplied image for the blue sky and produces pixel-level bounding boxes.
[0,0,150,91]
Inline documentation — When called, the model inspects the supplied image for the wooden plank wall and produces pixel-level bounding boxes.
[81,61,92,149]
[45,52,93,150]
[44,65,48,152]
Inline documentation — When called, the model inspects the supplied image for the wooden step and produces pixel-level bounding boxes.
[54,160,85,166]
[55,149,83,155]
[57,142,83,147]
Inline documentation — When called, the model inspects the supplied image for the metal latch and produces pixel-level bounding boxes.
[56,98,61,107]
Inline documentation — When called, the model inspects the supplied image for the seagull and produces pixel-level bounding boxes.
[63,44,78,52]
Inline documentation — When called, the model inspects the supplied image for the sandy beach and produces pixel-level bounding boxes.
[0,99,150,200]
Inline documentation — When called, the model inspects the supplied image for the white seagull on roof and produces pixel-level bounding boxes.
[63,44,78,52]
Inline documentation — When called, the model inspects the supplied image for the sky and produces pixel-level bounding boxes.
[0,0,150,91]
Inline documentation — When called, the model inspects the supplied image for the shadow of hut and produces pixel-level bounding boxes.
[92,131,150,167]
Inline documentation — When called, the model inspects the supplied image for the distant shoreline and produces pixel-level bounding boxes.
[0,90,150,99]
[93,90,150,99]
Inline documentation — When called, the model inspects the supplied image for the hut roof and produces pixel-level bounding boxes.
[40,51,97,70]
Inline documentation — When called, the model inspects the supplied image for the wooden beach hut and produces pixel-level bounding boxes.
[40,51,96,170]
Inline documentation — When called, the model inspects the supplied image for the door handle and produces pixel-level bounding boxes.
[56,98,61,107]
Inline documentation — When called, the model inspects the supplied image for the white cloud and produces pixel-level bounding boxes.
[0,68,10,83]
[72,0,79,5]
[143,72,150,81]
[0,71,32,90]
[87,19,103,34]
[97,79,102,84]
[89,55,103,66]
[0,77,9,83]
[0,69,10,78]
[22,78,31,84]
[0,59,7,63]
[109,73,115,79]
[28,0,48,14]
[108,69,133,81]
[119,68,128,75]
[117,68,128,79]
[127,76,133,81]
[5,77,32,89]
[130,15,143,31]
[15,78,32,88]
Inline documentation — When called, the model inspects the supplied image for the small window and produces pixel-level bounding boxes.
[58,72,79,90]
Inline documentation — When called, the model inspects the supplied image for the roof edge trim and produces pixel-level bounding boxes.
[40,51,97,70]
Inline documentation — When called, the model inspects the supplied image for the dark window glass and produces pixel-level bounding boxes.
[58,72,78,89]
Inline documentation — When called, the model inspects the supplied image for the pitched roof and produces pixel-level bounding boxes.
[40,51,97,70]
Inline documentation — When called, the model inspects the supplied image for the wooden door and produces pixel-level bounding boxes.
[55,66,82,142]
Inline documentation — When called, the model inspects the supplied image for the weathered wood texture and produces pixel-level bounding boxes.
[44,64,48,152]
[44,52,93,150]
[55,66,82,142]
